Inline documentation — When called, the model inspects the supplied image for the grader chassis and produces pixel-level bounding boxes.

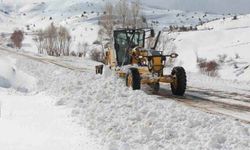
[96,28,186,96]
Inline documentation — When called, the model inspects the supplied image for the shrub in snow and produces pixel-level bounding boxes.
[169,25,197,32]
[6,43,14,48]
[235,53,240,59]
[198,59,219,77]
[1,33,5,38]
[10,30,24,49]
[218,54,228,63]
[90,48,104,63]
[93,40,101,45]
[77,42,88,57]
[26,25,30,31]
[196,52,219,77]
[70,51,77,56]
[232,15,238,20]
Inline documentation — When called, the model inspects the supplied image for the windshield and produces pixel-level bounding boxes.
[114,30,145,66]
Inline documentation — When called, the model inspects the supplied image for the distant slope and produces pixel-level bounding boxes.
[3,0,250,14]
[168,15,250,81]
[143,0,250,14]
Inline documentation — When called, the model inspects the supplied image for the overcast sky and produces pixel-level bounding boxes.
[144,0,250,14]
[2,0,250,14]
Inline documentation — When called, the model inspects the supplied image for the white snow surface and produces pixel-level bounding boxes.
[0,55,103,150]
[0,1,250,149]
[14,55,250,150]
[1,0,249,81]
[0,56,36,92]
[0,90,103,150]
[158,14,250,82]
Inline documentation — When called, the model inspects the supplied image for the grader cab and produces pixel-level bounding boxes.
[97,28,186,96]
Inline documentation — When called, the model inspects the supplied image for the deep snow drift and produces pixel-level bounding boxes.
[0,56,36,92]
[14,54,250,150]
[0,55,103,150]
[0,92,102,150]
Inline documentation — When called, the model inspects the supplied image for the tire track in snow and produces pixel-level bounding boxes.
[0,47,94,72]
[143,85,250,124]
[2,46,250,124]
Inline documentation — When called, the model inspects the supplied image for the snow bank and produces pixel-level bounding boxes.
[17,57,250,150]
[0,92,103,150]
[0,56,36,92]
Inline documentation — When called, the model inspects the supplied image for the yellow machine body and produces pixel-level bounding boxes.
[105,47,175,85]
[95,28,186,95]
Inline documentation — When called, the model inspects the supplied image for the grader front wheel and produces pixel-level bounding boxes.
[171,67,187,96]
[126,68,141,90]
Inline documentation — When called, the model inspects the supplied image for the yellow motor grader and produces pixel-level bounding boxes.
[96,28,186,95]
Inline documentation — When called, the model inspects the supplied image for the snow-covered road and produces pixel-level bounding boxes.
[1,47,250,150]
[2,47,250,123]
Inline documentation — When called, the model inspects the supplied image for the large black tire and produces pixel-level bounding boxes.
[171,67,187,96]
[126,68,141,90]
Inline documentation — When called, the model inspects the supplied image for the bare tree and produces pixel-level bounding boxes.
[44,23,58,56]
[58,26,71,56]
[33,29,44,54]
[97,28,107,55]
[116,0,129,27]
[10,30,24,49]
[131,0,141,28]
[99,0,147,41]
[33,24,71,56]
[100,2,114,38]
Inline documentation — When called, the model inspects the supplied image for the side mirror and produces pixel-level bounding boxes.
[150,29,155,37]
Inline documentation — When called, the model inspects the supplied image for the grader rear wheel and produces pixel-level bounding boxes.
[126,68,141,90]
[171,67,186,96]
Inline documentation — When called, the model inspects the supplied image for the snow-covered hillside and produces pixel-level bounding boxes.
[0,0,249,80]
[143,0,250,14]
[2,0,225,45]
[166,15,250,81]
